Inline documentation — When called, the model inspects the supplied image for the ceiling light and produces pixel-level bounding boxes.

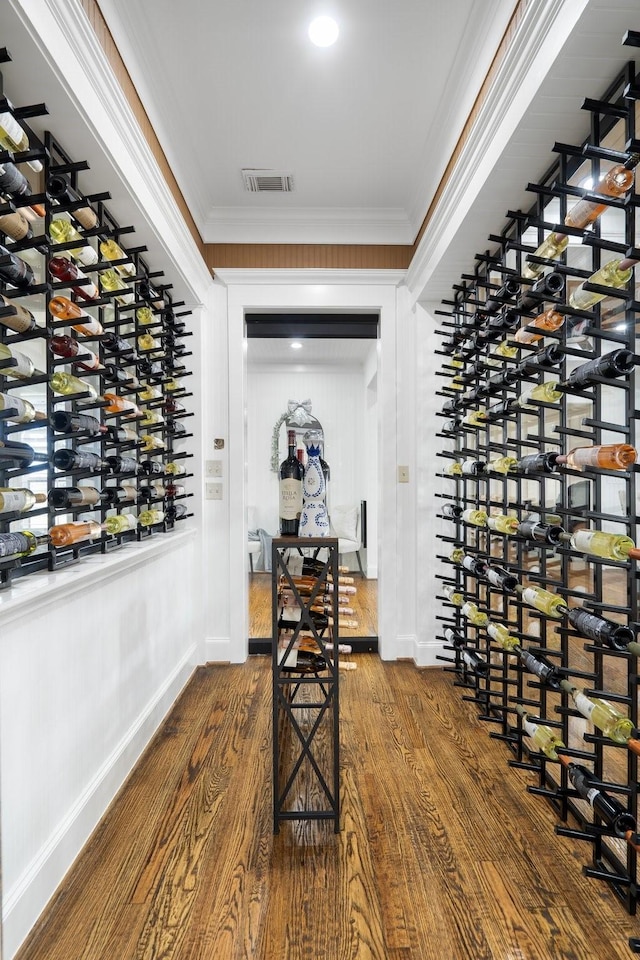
[291,341,303,350]
[308,16,339,47]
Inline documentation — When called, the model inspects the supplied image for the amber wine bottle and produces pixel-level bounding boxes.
[556,443,636,471]
[49,520,103,547]
[515,704,565,760]
[48,296,103,336]
[560,679,634,743]
[564,160,638,230]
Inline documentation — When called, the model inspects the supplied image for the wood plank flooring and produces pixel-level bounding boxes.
[14,656,640,960]
[249,572,378,639]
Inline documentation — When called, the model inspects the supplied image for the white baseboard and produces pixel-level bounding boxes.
[412,639,447,667]
[204,636,247,664]
[3,645,196,960]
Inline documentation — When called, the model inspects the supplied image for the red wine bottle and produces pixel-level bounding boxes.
[484,280,520,313]
[46,174,97,230]
[101,333,138,361]
[559,757,635,837]
[48,257,99,301]
[0,439,48,466]
[279,429,304,535]
[140,459,165,475]
[166,502,188,522]
[52,449,108,471]
[48,335,101,372]
[0,243,36,289]
[48,486,111,508]
[517,519,566,545]
[518,271,565,311]
[50,410,107,436]
[517,343,564,375]
[566,349,636,388]
[567,608,635,650]
[106,455,140,475]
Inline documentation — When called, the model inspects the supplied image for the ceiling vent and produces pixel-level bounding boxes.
[242,168,294,193]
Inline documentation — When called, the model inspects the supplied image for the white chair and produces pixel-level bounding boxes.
[248,506,261,574]
[330,503,365,576]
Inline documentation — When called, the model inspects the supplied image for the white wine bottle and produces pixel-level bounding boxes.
[50,372,98,399]
[516,583,567,619]
[0,487,46,514]
[0,530,49,558]
[0,342,38,380]
[461,507,488,527]
[486,513,519,535]
[0,111,43,172]
[569,258,636,310]
[0,391,46,423]
[560,679,634,744]
[99,238,136,277]
[522,234,569,280]
[48,218,98,266]
[139,508,166,527]
[566,529,637,562]
[103,513,137,535]
[515,704,565,760]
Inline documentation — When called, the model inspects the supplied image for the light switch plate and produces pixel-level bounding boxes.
[205,482,223,500]
[206,459,223,477]
[398,465,409,483]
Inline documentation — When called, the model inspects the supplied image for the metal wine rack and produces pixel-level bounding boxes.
[271,537,341,833]
[0,50,195,588]
[434,42,640,949]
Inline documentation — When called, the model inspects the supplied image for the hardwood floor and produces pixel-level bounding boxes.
[249,572,378,639]
[14,656,640,960]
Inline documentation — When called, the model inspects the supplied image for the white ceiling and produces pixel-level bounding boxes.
[96,0,517,245]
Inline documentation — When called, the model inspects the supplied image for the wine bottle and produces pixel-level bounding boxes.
[137,279,164,309]
[517,519,565,546]
[140,434,166,452]
[484,563,519,593]
[163,397,185,415]
[486,456,518,475]
[108,424,139,443]
[522,234,569,280]
[48,218,98,266]
[0,439,48,467]
[140,459,165,476]
[515,705,565,760]
[136,306,155,325]
[138,384,162,401]
[101,394,142,418]
[564,160,638,230]
[565,348,635,387]
[515,452,560,475]
[565,529,636,562]
[49,520,103,547]
[459,647,490,676]
[284,555,350,578]
[517,343,564,375]
[166,503,188,522]
[46,174,98,230]
[0,529,49,558]
[447,459,485,477]
[165,377,182,392]
[443,585,489,626]
[99,238,136,277]
[102,364,139,388]
[486,513,519,535]
[103,513,137,535]
[517,647,561,688]
[518,271,565,311]
[514,307,565,344]
[0,243,36,289]
[560,679,634,743]
[106,455,140,475]
[105,483,138,503]
[556,443,636,471]
[450,548,488,577]
[279,429,303,536]
[0,112,42,171]
[164,481,185,498]
[0,487,46,514]
[558,756,635,836]
[461,507,488,527]
[486,621,519,651]
[48,296,104,335]
[138,332,163,353]
[50,410,106,436]
[514,380,563,409]
[48,335,101,372]
[48,257,99,300]
[567,608,635,650]
[52,449,108,472]
[0,209,32,242]
[99,267,134,304]
[0,292,36,333]
[101,333,137,361]
[569,258,637,310]
[484,278,520,313]
[0,160,45,214]
[461,411,488,428]
[50,372,98,399]
[139,479,165,499]
[493,340,518,360]
[516,583,567,619]
[138,508,165,527]
[0,342,37,380]
[165,461,186,476]
[140,409,164,427]
[48,485,110,508]
[0,391,46,423]
[136,358,164,380]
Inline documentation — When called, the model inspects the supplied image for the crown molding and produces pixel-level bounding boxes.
[203,206,414,245]
[405,0,589,304]
[214,268,406,287]
[11,0,213,305]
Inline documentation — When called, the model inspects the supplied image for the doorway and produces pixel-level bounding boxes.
[245,313,379,650]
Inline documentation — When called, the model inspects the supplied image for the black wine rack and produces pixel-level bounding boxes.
[435,49,640,949]
[0,52,194,588]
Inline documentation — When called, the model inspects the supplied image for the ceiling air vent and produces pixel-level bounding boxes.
[242,169,294,193]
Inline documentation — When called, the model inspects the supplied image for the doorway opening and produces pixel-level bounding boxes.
[245,312,379,653]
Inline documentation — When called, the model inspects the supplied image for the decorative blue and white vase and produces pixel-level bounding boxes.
[298,443,330,537]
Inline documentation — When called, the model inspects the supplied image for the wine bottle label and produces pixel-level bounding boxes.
[486,569,503,587]
[0,347,33,378]
[462,556,476,572]
[72,316,102,335]
[0,490,28,512]
[0,531,30,556]
[573,691,595,721]
[279,478,302,520]
[77,488,101,505]
[585,788,599,807]
[461,460,481,475]
[522,718,537,739]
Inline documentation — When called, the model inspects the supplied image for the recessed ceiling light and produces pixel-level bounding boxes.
[309,16,339,47]
[291,341,303,349]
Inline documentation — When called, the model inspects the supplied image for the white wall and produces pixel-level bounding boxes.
[246,363,367,548]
